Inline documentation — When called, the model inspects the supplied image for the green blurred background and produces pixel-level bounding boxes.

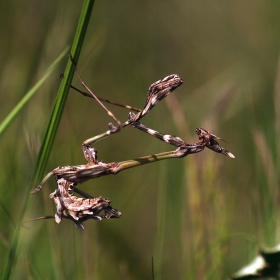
[1,1,280,279]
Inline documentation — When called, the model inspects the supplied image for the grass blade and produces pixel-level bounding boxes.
[2,0,96,279]
[0,48,68,137]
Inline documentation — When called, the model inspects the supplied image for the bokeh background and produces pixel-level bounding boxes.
[1,1,280,279]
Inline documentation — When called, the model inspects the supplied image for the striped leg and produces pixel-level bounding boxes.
[32,72,182,194]
[82,124,118,164]
[129,115,235,158]
[132,74,183,122]
[69,73,183,125]
[128,113,186,148]
[82,74,184,162]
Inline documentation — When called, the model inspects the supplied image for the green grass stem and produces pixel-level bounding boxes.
[0,49,68,137]
[2,0,96,279]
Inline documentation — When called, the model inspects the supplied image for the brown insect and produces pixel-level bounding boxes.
[30,69,185,195]
[28,54,234,230]
[195,128,234,158]
[50,177,121,230]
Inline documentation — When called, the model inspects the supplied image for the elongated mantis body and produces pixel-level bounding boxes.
[28,54,234,230]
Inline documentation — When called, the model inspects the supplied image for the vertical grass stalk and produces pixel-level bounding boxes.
[2,0,96,278]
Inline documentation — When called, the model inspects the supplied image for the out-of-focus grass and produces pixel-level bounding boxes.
[0,48,68,137]
[2,0,96,278]
[1,1,280,279]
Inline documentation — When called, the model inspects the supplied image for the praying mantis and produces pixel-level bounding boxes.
[28,54,234,230]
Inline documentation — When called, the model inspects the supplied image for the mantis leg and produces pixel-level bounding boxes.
[69,53,122,133]
[128,114,186,148]
[69,84,141,112]
[128,116,235,158]
[110,145,205,174]
[30,171,55,194]
[82,74,184,161]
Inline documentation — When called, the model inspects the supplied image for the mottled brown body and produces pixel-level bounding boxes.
[50,177,121,230]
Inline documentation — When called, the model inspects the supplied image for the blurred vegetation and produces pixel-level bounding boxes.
[1,1,280,279]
